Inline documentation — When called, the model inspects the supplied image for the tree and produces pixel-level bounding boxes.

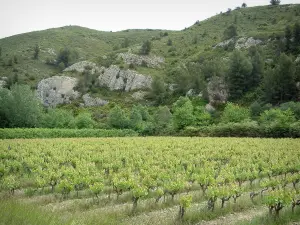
[154,106,172,130]
[129,106,143,131]
[270,0,280,5]
[285,25,292,52]
[140,40,152,55]
[33,44,40,59]
[0,84,42,127]
[227,50,253,100]
[242,3,247,8]
[121,38,129,48]
[248,47,264,90]
[263,54,297,103]
[172,97,195,130]
[293,22,300,53]
[108,105,129,129]
[147,76,169,105]
[223,24,238,40]
[56,47,78,68]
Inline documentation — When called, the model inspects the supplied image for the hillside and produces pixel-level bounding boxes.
[0,3,300,133]
[0,4,299,91]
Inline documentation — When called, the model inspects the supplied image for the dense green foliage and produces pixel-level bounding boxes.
[0,128,137,139]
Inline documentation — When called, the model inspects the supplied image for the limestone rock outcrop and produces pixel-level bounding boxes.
[63,61,99,74]
[82,93,108,107]
[207,77,228,105]
[214,37,262,49]
[118,53,164,68]
[235,37,262,49]
[98,65,152,91]
[37,76,80,107]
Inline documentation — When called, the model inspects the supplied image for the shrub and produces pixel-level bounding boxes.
[221,102,250,123]
[0,128,138,139]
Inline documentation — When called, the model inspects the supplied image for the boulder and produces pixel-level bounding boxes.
[98,65,152,91]
[82,94,108,107]
[63,61,100,74]
[118,53,164,68]
[36,76,80,107]
[131,91,147,100]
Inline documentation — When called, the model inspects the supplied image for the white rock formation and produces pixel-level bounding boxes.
[37,76,80,107]
[214,37,262,49]
[98,65,152,91]
[131,91,147,100]
[82,93,108,107]
[214,38,234,48]
[63,61,99,74]
[207,76,228,105]
[235,37,262,49]
[118,53,164,68]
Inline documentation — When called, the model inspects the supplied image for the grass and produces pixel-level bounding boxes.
[238,207,300,225]
[0,198,72,225]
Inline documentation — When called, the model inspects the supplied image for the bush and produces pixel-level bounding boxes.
[221,102,251,123]
[0,128,138,139]
[73,112,95,129]
[259,108,296,127]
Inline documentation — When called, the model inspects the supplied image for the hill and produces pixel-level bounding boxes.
[0,3,300,133]
[0,4,299,91]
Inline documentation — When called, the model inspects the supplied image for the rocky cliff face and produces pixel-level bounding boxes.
[36,76,80,107]
[98,65,152,91]
[207,76,228,105]
[118,53,164,68]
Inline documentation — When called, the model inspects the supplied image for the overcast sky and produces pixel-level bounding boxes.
[0,0,299,38]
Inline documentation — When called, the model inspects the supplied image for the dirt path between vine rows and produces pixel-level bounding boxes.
[197,206,267,225]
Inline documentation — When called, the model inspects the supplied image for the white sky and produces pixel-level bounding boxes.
[0,0,299,38]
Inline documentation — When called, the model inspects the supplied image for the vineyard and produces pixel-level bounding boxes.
[0,137,300,225]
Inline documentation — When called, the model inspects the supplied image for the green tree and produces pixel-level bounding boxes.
[293,22,300,53]
[242,3,247,8]
[0,84,42,127]
[227,50,253,100]
[270,0,280,5]
[121,38,129,48]
[223,24,238,40]
[248,47,264,90]
[154,106,173,130]
[147,76,169,105]
[33,44,40,59]
[140,40,152,55]
[221,102,251,123]
[108,105,129,129]
[263,54,297,103]
[285,25,292,52]
[56,47,78,68]
[172,97,195,130]
[129,106,143,131]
